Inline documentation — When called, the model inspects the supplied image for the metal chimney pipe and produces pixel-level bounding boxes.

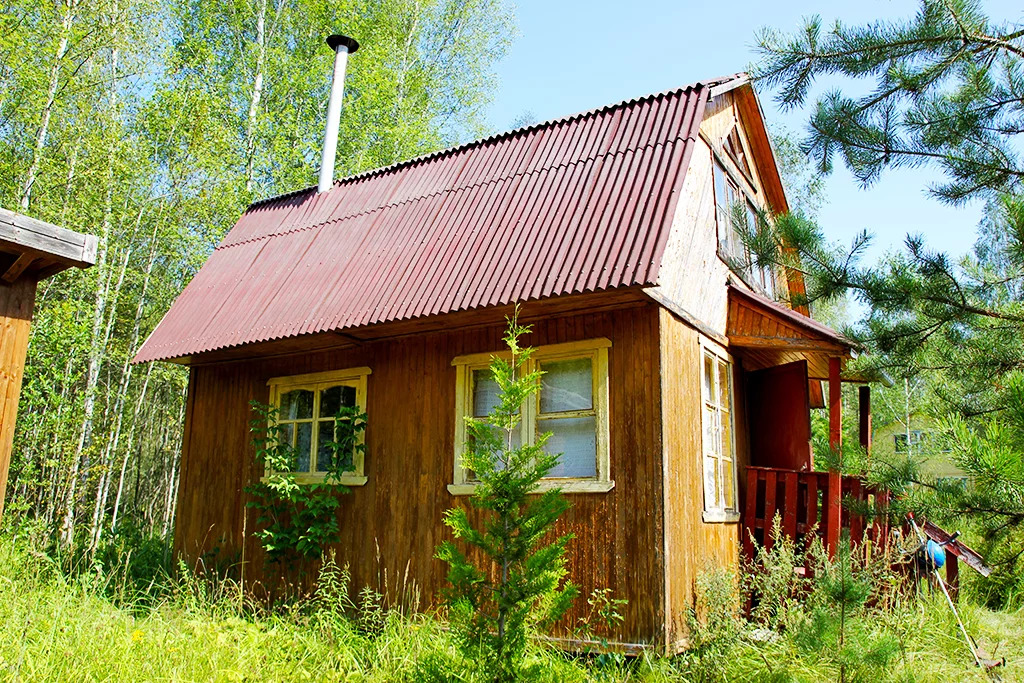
[318,34,359,194]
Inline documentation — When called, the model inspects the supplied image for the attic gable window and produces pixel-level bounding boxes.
[712,160,777,299]
[724,124,754,182]
[449,339,613,495]
[265,367,370,486]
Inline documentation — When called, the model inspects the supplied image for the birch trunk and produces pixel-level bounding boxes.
[60,43,119,546]
[20,0,77,211]
[110,363,152,532]
[92,211,159,546]
[243,0,267,193]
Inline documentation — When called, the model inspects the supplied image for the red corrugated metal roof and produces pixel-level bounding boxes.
[135,76,740,363]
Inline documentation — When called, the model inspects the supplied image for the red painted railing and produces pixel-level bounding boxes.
[742,466,890,559]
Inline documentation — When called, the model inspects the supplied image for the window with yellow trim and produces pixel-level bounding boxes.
[701,348,738,521]
[450,339,613,495]
[266,367,370,486]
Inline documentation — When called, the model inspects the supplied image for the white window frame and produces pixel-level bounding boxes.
[712,158,778,300]
[265,366,371,486]
[700,342,740,523]
[449,338,613,495]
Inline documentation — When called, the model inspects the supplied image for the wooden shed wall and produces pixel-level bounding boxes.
[174,302,668,646]
[659,308,746,650]
[649,89,792,340]
[0,277,36,521]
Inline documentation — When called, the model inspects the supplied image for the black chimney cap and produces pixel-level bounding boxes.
[327,34,359,54]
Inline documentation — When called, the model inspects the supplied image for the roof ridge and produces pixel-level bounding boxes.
[224,131,700,249]
[245,74,746,211]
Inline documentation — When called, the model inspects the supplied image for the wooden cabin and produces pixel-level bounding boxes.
[135,73,871,652]
[0,207,97,522]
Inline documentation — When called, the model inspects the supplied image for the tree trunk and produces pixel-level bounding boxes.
[243,0,268,194]
[20,0,77,211]
[60,42,119,547]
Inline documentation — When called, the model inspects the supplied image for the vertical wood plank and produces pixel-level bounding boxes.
[764,470,777,550]
[743,468,758,559]
[0,277,37,523]
[806,473,818,533]
[176,302,671,647]
[826,470,841,556]
[858,385,871,463]
[782,471,797,540]
[849,478,863,546]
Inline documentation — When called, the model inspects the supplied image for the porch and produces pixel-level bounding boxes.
[726,284,883,558]
[741,466,891,559]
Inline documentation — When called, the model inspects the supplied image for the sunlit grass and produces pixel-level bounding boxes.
[0,536,1021,682]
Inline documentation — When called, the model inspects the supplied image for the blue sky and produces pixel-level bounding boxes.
[484,0,1024,265]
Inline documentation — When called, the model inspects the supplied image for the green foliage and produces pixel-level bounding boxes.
[749,1,1024,605]
[435,309,579,681]
[2,532,1022,681]
[0,0,513,549]
[244,400,366,566]
[677,569,742,682]
[756,0,1023,204]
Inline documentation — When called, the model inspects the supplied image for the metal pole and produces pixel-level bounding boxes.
[318,34,359,194]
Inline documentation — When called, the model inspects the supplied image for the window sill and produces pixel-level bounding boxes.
[448,479,615,496]
[702,510,740,524]
[261,474,368,487]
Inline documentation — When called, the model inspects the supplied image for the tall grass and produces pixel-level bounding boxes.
[0,529,1021,682]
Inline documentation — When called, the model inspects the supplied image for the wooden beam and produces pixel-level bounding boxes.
[859,385,872,463]
[643,287,729,347]
[729,334,848,355]
[0,206,97,269]
[1,253,34,283]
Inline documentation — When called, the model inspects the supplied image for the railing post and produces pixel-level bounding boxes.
[743,468,758,560]
[764,470,777,550]
[859,385,872,464]
[827,357,842,556]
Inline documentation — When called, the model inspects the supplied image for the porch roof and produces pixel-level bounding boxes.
[726,284,860,382]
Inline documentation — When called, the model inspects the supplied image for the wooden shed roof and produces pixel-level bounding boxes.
[0,207,97,283]
[727,284,859,381]
[134,75,752,364]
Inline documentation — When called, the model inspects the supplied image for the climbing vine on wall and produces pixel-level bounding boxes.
[246,400,367,567]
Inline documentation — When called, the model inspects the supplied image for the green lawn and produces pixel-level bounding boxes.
[0,537,1020,682]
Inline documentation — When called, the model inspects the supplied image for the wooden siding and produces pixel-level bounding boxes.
[648,137,730,334]
[659,308,747,651]
[0,277,36,520]
[173,302,667,646]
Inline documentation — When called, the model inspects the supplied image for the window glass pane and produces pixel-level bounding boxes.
[703,354,714,403]
[278,422,294,450]
[718,360,731,412]
[469,422,521,452]
[720,409,732,461]
[466,422,520,481]
[316,419,355,473]
[320,384,357,418]
[280,389,313,420]
[540,358,592,413]
[703,454,718,510]
[472,369,501,418]
[544,416,597,478]
[713,163,728,209]
[704,403,716,453]
[295,421,312,472]
[722,458,735,509]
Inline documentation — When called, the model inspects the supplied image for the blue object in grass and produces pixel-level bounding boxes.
[926,539,946,568]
